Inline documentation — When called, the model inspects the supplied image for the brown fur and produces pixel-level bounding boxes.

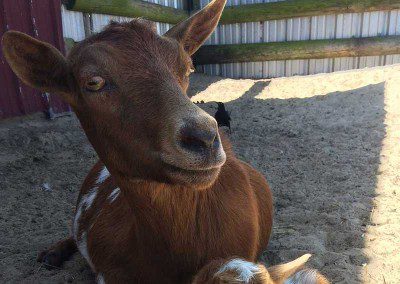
[1,0,278,282]
[72,137,273,283]
[36,237,77,268]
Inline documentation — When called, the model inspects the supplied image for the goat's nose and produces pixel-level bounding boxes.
[179,121,219,153]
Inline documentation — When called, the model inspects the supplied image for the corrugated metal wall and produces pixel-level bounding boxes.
[61,0,400,79]
[198,0,400,78]
[0,0,70,119]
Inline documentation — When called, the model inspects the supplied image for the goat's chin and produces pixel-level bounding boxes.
[164,164,221,190]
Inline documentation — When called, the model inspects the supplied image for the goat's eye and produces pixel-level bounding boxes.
[85,76,105,92]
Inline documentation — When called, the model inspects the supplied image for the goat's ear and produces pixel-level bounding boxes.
[165,0,226,55]
[267,254,311,282]
[2,31,75,105]
[267,254,330,284]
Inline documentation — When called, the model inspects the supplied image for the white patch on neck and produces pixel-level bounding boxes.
[73,188,98,240]
[77,231,95,271]
[284,269,317,284]
[73,166,110,240]
[72,166,113,274]
[97,166,110,184]
[216,259,261,282]
[108,187,120,203]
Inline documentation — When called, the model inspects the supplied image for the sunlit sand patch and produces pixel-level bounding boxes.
[362,78,400,283]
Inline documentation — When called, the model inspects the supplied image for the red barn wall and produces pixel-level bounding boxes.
[0,0,70,119]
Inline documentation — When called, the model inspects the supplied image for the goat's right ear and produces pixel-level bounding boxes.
[165,0,226,55]
[2,31,75,105]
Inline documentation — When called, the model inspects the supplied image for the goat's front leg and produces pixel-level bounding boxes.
[37,237,77,268]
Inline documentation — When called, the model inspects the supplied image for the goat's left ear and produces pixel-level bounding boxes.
[165,0,226,55]
[2,31,73,99]
[267,254,330,284]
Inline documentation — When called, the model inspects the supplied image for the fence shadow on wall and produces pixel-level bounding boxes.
[201,82,385,283]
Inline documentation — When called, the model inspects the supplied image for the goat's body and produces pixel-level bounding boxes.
[73,137,273,283]
[3,0,330,281]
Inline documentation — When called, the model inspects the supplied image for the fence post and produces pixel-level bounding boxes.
[82,13,93,37]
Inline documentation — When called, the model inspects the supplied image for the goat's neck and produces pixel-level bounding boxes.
[115,175,203,211]
[105,132,231,213]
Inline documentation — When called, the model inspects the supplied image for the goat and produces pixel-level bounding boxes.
[2,0,328,282]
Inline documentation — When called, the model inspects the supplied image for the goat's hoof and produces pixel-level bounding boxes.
[37,249,63,269]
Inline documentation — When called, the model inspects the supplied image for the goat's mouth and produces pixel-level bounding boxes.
[164,162,220,175]
[160,147,226,188]
[162,161,222,188]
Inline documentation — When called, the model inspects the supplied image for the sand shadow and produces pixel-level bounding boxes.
[202,82,385,283]
[187,73,224,98]
[240,81,270,100]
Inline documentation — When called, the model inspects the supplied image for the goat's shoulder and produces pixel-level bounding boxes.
[214,135,255,197]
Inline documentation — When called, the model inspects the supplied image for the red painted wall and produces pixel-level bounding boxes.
[0,0,70,119]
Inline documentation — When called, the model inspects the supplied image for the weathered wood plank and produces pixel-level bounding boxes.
[193,36,400,64]
[64,0,400,24]
[220,0,400,24]
[64,0,188,24]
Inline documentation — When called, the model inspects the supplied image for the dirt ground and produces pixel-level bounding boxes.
[1,65,399,283]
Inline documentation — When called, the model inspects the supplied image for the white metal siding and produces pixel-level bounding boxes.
[199,0,400,78]
[61,2,400,78]
[61,6,85,41]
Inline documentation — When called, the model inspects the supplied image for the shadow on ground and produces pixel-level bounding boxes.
[198,82,385,283]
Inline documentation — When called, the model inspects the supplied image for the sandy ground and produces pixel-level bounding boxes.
[1,65,400,283]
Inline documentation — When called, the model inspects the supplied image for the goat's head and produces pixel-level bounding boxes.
[193,254,330,284]
[2,0,227,189]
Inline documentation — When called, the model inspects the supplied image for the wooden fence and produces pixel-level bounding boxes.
[62,0,400,78]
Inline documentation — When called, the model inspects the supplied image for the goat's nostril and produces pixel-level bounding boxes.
[180,126,217,153]
[212,137,220,149]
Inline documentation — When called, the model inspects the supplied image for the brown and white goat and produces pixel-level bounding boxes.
[2,0,328,282]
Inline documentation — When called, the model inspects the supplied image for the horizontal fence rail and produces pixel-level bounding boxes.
[64,0,188,24]
[194,36,400,64]
[64,0,400,24]
[64,34,400,71]
[219,0,400,24]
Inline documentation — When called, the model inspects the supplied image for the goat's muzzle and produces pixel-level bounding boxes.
[161,111,226,188]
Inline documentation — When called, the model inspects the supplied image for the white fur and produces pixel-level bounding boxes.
[73,204,83,241]
[85,188,98,209]
[108,187,120,203]
[73,166,111,273]
[73,166,110,239]
[77,232,95,270]
[97,166,110,184]
[216,259,261,282]
[97,273,106,284]
[73,188,98,239]
[284,269,317,284]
